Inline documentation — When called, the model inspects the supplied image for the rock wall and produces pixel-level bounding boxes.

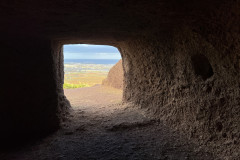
[102,59,123,89]
[0,0,239,157]
[0,36,69,147]
[120,14,240,158]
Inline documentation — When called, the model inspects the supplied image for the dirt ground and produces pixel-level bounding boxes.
[1,85,216,160]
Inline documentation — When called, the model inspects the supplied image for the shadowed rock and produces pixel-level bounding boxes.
[0,0,239,158]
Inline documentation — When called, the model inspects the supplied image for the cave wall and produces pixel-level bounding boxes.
[0,36,64,146]
[0,0,239,157]
[119,3,240,157]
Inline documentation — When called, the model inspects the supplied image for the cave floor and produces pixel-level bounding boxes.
[1,85,215,160]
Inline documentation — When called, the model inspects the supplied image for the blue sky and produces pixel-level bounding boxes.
[64,44,121,59]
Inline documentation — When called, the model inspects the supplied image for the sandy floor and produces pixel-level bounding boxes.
[1,85,215,160]
[64,85,123,110]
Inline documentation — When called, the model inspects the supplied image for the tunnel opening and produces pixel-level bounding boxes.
[63,44,123,110]
[0,0,239,158]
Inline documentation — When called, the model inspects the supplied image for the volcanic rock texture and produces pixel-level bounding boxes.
[0,0,239,158]
[120,27,240,158]
[102,59,123,89]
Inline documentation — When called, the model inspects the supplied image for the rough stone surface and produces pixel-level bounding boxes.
[102,59,123,89]
[0,87,216,160]
[120,27,240,159]
[0,37,62,147]
[0,0,239,158]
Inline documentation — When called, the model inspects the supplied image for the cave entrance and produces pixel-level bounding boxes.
[63,44,123,110]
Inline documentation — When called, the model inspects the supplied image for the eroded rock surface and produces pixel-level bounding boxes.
[102,59,123,89]
[1,86,215,160]
[0,0,239,158]
[120,26,240,158]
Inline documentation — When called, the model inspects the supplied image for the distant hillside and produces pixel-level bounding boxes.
[102,59,123,89]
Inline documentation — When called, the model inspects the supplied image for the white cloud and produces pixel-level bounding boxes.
[63,44,120,59]
[76,44,92,47]
[64,52,121,59]
[68,44,113,48]
[95,52,119,55]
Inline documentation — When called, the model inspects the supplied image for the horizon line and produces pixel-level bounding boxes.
[64,58,121,60]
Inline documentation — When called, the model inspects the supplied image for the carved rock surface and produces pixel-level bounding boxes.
[0,0,239,158]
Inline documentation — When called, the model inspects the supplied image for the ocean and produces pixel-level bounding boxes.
[64,59,121,87]
[64,59,120,64]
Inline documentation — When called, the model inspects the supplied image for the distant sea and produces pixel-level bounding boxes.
[64,59,120,64]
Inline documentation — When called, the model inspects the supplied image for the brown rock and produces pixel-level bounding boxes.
[102,59,123,89]
[0,0,239,158]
